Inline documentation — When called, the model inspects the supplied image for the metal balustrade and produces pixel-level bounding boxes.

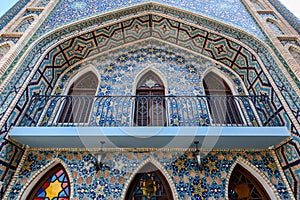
[18,95,279,127]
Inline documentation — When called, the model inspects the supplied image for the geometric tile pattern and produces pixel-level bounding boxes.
[44,41,263,128]
[6,150,293,199]
[0,10,299,199]
[41,0,265,39]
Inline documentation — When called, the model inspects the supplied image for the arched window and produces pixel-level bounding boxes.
[267,19,285,35]
[289,46,300,62]
[203,72,242,125]
[58,71,98,123]
[27,164,70,200]
[125,163,173,199]
[134,71,166,126]
[0,43,10,60]
[228,164,271,200]
[14,17,35,33]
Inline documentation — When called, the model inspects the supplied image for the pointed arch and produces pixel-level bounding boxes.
[266,18,285,35]
[134,69,167,126]
[226,157,278,200]
[0,42,13,60]
[288,45,300,62]
[133,67,168,95]
[58,69,99,123]
[202,68,242,95]
[14,16,35,33]
[203,71,243,125]
[122,157,178,199]
[60,65,100,95]
[20,158,72,200]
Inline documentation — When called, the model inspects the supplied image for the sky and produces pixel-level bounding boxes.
[0,0,299,19]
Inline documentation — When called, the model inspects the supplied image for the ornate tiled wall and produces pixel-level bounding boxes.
[0,139,24,197]
[40,0,264,39]
[267,20,285,35]
[14,17,35,33]
[0,3,299,199]
[36,0,51,7]
[0,44,10,60]
[55,41,244,97]
[5,149,293,199]
[268,0,300,34]
[0,0,31,30]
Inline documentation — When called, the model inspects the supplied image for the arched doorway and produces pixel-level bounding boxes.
[134,71,166,126]
[58,71,98,123]
[26,163,71,200]
[203,71,242,125]
[228,164,271,200]
[125,163,173,200]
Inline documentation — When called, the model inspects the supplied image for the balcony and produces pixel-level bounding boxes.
[9,95,290,149]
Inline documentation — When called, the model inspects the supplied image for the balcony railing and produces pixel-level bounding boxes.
[18,95,278,127]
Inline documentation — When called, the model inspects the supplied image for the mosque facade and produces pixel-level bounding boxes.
[0,0,299,199]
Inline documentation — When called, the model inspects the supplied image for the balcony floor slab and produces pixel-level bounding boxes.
[9,126,290,149]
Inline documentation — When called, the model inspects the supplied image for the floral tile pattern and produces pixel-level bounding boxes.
[41,0,264,39]
[6,150,293,199]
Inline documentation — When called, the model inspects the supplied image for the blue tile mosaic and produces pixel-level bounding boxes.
[36,0,51,7]
[22,10,41,17]
[40,0,265,39]
[269,0,300,34]
[0,4,299,198]
[14,17,34,33]
[259,13,278,20]
[267,20,285,35]
[6,150,293,200]
[0,0,31,30]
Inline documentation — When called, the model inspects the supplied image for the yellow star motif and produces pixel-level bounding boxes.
[148,48,154,53]
[177,57,183,63]
[100,56,106,61]
[119,56,125,61]
[107,64,113,71]
[45,179,63,200]
[21,160,34,173]
[189,67,195,72]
